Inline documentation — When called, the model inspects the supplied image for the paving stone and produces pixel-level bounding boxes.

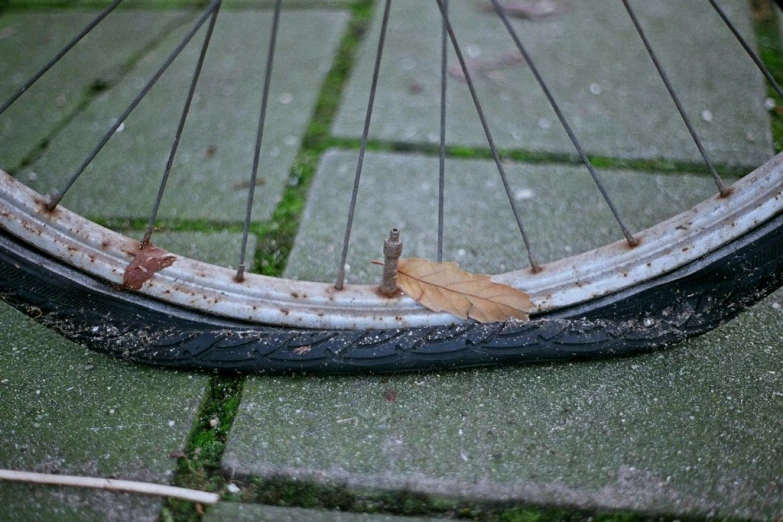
[204,503,440,522]
[332,0,772,167]
[0,481,161,522]
[18,9,348,222]
[0,9,195,170]
[0,303,209,521]
[17,0,335,7]
[130,230,257,269]
[222,288,783,519]
[284,149,722,284]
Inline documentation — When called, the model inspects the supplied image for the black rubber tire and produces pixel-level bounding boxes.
[1,211,783,374]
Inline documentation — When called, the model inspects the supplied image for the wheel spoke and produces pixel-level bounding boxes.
[235,0,283,282]
[0,0,124,117]
[437,0,448,262]
[623,0,729,197]
[141,1,223,249]
[46,0,224,211]
[335,0,394,289]
[434,0,541,272]
[708,0,783,99]
[489,0,638,247]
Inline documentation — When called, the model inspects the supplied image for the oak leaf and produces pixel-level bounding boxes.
[394,258,532,323]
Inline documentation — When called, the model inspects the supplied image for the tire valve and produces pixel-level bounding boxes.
[379,228,403,296]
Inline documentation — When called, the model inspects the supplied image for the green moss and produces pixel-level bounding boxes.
[164,375,244,521]
[9,11,199,174]
[245,477,357,510]
[312,138,747,178]
[250,0,374,276]
[753,0,783,152]
[214,473,737,522]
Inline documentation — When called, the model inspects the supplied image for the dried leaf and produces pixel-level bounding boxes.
[395,258,532,323]
[123,245,176,291]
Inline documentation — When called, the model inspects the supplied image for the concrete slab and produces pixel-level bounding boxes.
[332,0,772,167]
[0,9,194,170]
[205,503,440,522]
[15,0,337,7]
[19,9,348,222]
[0,303,209,521]
[0,481,162,522]
[222,288,783,519]
[284,149,722,284]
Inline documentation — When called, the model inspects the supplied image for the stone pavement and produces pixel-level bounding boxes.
[1,1,782,521]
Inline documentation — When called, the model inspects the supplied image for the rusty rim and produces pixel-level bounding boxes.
[1,156,782,330]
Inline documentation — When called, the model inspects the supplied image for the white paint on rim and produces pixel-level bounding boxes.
[1,154,782,330]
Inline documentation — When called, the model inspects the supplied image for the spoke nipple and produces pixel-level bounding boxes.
[235,264,246,283]
[623,229,639,247]
[379,228,403,296]
[139,231,153,251]
[44,194,60,212]
[529,253,542,274]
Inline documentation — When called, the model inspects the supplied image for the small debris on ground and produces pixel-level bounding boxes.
[0,26,16,40]
[483,0,568,20]
[232,177,266,190]
[449,50,526,81]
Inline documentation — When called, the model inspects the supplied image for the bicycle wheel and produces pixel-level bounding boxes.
[1,0,782,373]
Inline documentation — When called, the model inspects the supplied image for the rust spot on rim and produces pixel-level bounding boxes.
[718,186,736,199]
[35,196,60,215]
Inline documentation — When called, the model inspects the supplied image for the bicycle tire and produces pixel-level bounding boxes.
[2,1,783,374]
[2,206,782,374]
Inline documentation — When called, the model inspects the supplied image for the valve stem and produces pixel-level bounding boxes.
[379,228,403,296]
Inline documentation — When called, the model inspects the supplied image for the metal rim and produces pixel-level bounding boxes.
[1,154,782,330]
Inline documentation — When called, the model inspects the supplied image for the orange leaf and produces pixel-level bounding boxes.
[395,258,532,323]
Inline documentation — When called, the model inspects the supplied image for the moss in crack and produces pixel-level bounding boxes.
[161,375,244,522]
[224,475,723,521]
[242,477,356,511]
[92,217,244,235]
[251,0,374,277]
[320,138,751,177]
[8,10,198,173]
[753,0,783,152]
[236,478,455,515]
